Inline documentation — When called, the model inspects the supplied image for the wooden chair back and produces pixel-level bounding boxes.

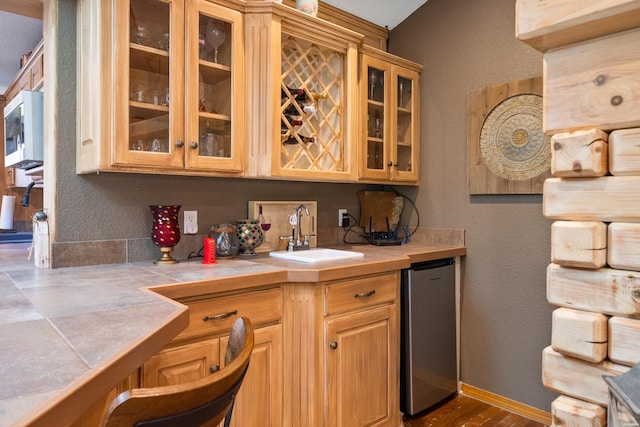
[101,316,254,427]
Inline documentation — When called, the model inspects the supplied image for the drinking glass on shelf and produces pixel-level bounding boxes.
[132,25,151,45]
[369,69,378,100]
[206,19,226,64]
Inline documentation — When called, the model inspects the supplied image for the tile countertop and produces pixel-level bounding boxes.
[0,242,465,427]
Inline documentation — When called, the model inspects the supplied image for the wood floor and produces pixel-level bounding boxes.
[403,394,549,427]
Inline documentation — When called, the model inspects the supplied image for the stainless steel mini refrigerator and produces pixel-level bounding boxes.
[401,258,457,415]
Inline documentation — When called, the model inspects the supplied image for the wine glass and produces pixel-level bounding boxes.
[260,215,272,245]
[206,19,226,64]
[369,69,379,100]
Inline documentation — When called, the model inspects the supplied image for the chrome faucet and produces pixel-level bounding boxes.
[295,204,310,248]
[279,204,315,252]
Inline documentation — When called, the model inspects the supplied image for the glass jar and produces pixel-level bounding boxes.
[209,223,240,257]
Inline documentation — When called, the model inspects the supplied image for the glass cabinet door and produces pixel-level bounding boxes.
[366,64,386,173]
[185,1,243,172]
[392,68,419,182]
[114,0,185,169]
[360,53,420,183]
[360,54,390,181]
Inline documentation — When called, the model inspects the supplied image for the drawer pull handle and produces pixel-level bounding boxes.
[632,289,640,303]
[210,365,220,373]
[354,290,376,298]
[203,309,238,322]
[329,341,338,350]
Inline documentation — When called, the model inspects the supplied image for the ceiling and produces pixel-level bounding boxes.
[0,11,43,94]
[0,1,426,96]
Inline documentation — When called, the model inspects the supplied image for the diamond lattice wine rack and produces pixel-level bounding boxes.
[279,35,344,172]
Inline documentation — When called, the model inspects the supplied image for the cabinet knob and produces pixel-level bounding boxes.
[329,341,338,350]
[394,162,399,167]
[190,141,198,149]
[387,161,393,167]
[210,365,220,373]
[175,140,184,148]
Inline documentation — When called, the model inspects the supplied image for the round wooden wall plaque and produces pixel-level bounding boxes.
[479,94,550,181]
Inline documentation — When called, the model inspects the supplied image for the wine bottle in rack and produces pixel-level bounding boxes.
[282,134,315,145]
[282,87,307,102]
[283,115,304,126]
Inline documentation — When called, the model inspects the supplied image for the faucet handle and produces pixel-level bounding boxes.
[303,234,316,246]
[280,235,294,252]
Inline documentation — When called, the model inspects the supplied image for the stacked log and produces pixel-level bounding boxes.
[517,2,640,424]
[543,127,640,425]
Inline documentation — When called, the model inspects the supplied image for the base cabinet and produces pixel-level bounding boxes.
[141,324,283,425]
[326,305,398,426]
[141,285,284,426]
[136,272,400,427]
[284,271,401,426]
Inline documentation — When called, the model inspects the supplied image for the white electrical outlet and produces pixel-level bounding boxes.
[184,210,198,234]
[338,209,347,227]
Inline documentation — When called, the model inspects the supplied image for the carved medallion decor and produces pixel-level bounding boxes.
[467,76,551,194]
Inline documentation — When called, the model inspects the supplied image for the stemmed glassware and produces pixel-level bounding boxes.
[206,19,226,64]
[369,69,379,100]
[256,204,272,246]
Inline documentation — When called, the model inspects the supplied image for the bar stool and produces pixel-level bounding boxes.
[101,316,254,427]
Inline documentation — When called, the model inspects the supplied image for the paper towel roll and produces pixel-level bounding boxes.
[0,195,16,230]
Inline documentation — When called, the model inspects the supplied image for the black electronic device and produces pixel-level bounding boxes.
[371,238,402,246]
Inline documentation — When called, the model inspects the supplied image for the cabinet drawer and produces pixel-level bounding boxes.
[174,287,283,342]
[325,273,397,316]
[544,27,640,133]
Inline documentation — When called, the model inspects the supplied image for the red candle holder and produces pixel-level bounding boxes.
[149,205,181,264]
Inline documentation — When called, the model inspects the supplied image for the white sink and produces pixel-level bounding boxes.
[269,248,364,264]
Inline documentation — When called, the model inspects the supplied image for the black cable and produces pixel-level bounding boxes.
[389,186,419,237]
[342,212,369,245]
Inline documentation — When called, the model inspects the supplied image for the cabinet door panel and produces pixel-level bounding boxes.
[326,305,398,427]
[185,1,244,172]
[221,324,283,427]
[392,66,419,182]
[142,338,220,387]
[114,0,185,169]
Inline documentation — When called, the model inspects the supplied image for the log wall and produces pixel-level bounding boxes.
[517,2,640,424]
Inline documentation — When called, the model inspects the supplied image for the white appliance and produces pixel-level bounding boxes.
[4,90,44,169]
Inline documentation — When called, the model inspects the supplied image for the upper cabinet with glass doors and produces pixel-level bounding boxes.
[359,47,422,184]
[243,2,363,182]
[77,0,244,175]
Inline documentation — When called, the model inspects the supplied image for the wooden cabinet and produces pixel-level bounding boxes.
[285,271,401,426]
[141,285,284,426]
[323,273,400,427]
[244,3,362,182]
[4,39,44,102]
[359,47,422,184]
[77,0,244,175]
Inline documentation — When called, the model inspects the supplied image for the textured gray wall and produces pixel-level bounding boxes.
[389,0,557,412]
